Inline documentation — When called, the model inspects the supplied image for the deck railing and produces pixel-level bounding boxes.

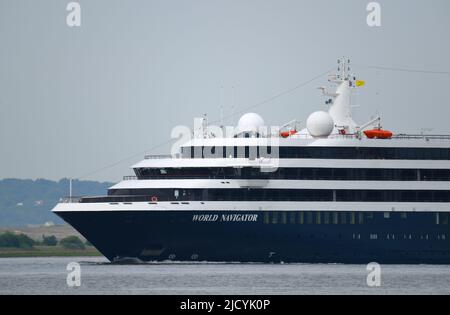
[144,154,181,160]
[59,196,82,203]
[392,134,450,140]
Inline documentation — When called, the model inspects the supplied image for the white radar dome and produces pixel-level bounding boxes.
[237,113,265,135]
[306,111,334,138]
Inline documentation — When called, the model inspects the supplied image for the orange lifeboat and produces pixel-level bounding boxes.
[280,130,297,138]
[364,128,393,139]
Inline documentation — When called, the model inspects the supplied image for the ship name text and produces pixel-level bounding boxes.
[192,214,258,222]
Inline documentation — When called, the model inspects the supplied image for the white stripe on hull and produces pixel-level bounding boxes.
[110,179,450,190]
[133,158,450,169]
[182,137,450,148]
[52,201,450,213]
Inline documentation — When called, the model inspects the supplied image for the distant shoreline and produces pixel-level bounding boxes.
[0,224,88,241]
[0,224,102,258]
[0,245,102,258]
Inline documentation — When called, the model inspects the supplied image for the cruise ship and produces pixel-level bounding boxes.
[53,58,450,264]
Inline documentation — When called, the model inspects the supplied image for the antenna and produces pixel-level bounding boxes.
[337,57,351,80]
[230,86,235,125]
[231,85,235,105]
[202,113,208,138]
[69,178,72,199]
[219,86,224,127]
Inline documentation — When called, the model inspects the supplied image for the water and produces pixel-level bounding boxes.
[1,257,450,294]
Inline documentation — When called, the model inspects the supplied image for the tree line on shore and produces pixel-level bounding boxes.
[0,231,90,250]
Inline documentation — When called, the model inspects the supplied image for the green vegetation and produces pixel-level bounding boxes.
[0,232,35,248]
[41,234,58,246]
[0,232,102,257]
[59,236,85,250]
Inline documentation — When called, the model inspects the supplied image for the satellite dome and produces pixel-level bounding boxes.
[306,111,334,137]
[237,113,265,135]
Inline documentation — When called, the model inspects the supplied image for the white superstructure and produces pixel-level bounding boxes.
[54,58,450,215]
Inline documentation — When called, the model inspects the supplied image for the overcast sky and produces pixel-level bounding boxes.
[1,0,450,183]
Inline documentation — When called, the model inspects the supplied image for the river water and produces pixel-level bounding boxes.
[1,257,450,294]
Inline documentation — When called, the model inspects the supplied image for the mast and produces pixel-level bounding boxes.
[69,178,72,199]
[324,57,358,133]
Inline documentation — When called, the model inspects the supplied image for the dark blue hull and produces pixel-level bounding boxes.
[55,210,450,264]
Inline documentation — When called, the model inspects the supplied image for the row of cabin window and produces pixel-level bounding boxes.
[182,146,450,160]
[284,233,447,241]
[365,234,446,240]
[135,167,450,181]
[107,188,450,202]
[263,211,366,225]
[262,211,449,225]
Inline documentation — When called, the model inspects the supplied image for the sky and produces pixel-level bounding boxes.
[1,0,450,183]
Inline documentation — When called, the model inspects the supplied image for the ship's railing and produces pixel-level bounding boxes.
[80,196,163,203]
[290,133,450,140]
[144,154,181,160]
[392,134,450,140]
[122,174,274,181]
[59,196,82,203]
[123,176,138,180]
[122,175,230,180]
[296,134,357,140]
